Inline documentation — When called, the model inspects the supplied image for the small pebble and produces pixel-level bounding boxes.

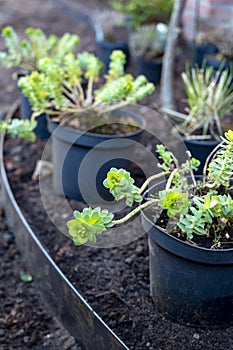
[193,333,200,340]
[0,329,5,336]
[135,245,143,254]
[125,254,136,264]
[3,233,12,243]
[23,336,30,343]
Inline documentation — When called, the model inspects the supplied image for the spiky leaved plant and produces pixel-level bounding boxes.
[67,130,233,248]
[165,64,233,141]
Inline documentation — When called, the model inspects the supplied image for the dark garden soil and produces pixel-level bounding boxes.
[3,121,233,350]
[1,0,233,350]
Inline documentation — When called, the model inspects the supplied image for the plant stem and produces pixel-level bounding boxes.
[61,86,77,104]
[86,76,93,106]
[139,172,170,195]
[112,198,158,225]
[165,169,178,190]
[186,150,196,187]
[202,141,223,182]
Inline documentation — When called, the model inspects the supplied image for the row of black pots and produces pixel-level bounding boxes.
[21,90,220,196]
[1,129,233,330]
[96,39,163,85]
[43,111,233,328]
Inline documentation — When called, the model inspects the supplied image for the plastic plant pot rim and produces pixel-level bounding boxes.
[47,108,147,142]
[141,181,233,265]
[0,133,129,350]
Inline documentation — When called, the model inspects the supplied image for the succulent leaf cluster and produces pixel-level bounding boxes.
[0,26,80,71]
[18,50,155,119]
[103,167,142,206]
[0,119,37,141]
[67,207,114,246]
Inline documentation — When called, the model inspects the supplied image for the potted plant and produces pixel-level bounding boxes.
[18,50,155,202]
[67,129,233,327]
[108,0,174,30]
[92,9,130,73]
[163,63,233,173]
[0,118,36,141]
[0,26,80,139]
[129,23,168,84]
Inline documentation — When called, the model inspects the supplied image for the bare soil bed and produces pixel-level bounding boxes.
[1,0,233,349]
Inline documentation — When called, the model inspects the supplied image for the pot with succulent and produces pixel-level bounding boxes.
[0,26,80,139]
[108,0,174,30]
[18,50,155,203]
[92,9,130,74]
[129,23,168,85]
[67,129,233,328]
[163,63,233,173]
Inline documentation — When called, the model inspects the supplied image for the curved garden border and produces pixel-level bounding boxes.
[0,133,129,350]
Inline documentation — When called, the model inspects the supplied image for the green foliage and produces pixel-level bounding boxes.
[67,207,114,245]
[103,167,142,206]
[156,144,174,171]
[173,64,233,140]
[129,23,168,60]
[0,26,80,71]
[208,130,233,187]
[18,50,155,119]
[68,131,233,247]
[109,0,174,29]
[0,118,37,141]
[178,192,233,239]
[158,189,190,218]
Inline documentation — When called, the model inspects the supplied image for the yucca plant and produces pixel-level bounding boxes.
[165,64,233,140]
[67,129,233,249]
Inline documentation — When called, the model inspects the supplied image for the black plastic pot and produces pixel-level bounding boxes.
[20,92,51,140]
[135,56,162,85]
[96,40,130,74]
[47,110,146,203]
[184,139,219,174]
[190,43,218,68]
[206,56,233,72]
[141,182,233,328]
[206,57,233,87]
[15,71,50,140]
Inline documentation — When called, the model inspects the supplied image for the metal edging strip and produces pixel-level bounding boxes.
[0,133,129,350]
